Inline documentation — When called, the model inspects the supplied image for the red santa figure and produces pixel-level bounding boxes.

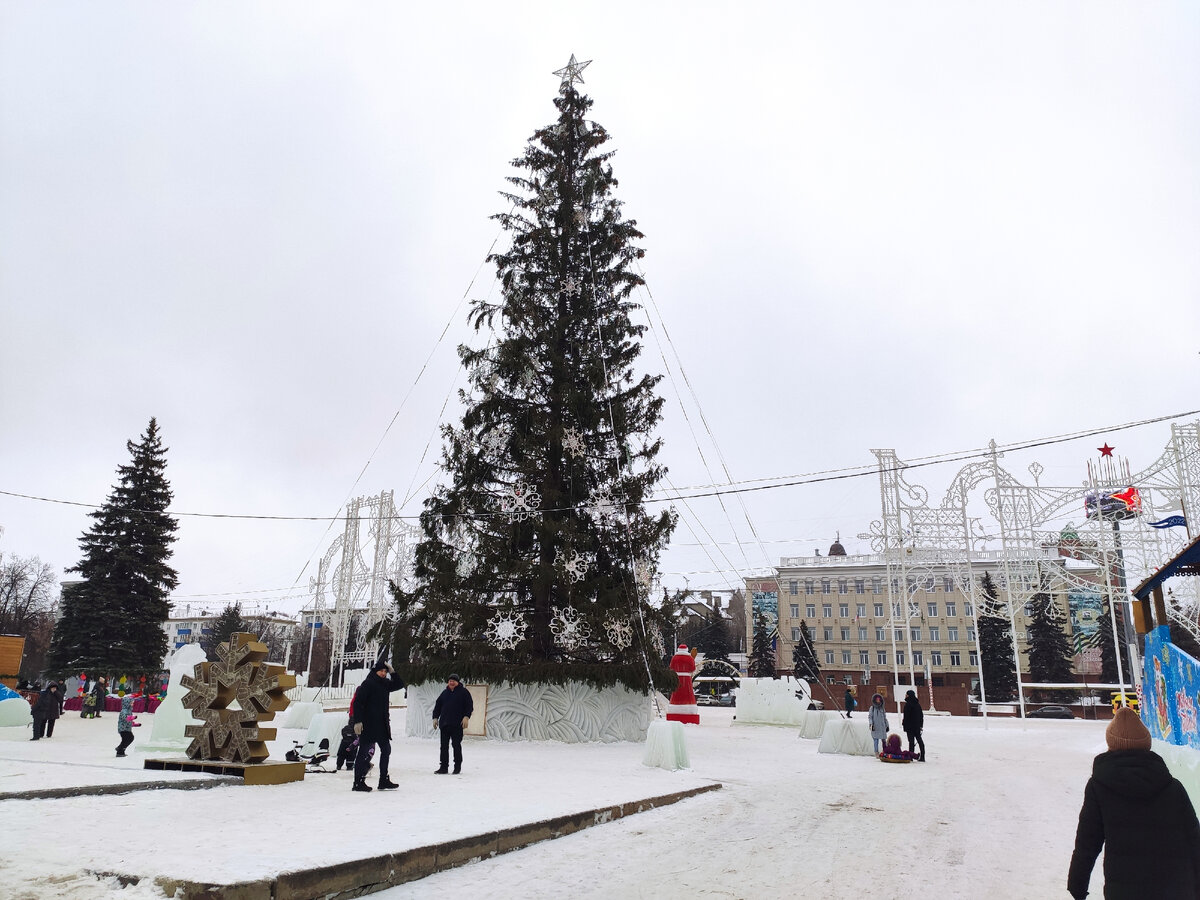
[666,644,700,725]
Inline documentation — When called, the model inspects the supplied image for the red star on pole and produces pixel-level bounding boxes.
[1098,443,1115,457]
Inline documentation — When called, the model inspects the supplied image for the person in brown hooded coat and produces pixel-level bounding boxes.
[1068,706,1200,898]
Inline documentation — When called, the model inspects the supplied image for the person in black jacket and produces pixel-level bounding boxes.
[31,682,62,740]
[902,689,925,761]
[1068,707,1200,899]
[350,660,405,793]
[432,674,473,775]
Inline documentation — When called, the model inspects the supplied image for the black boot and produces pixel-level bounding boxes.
[434,766,448,774]
[378,777,398,790]
[452,765,461,775]
[352,779,373,792]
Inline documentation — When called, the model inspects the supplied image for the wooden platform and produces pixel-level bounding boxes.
[143,757,305,785]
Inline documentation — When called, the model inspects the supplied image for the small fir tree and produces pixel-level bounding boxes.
[748,612,777,678]
[393,59,675,690]
[978,572,1018,703]
[203,603,249,660]
[47,418,178,676]
[1026,588,1077,703]
[1095,591,1133,684]
[791,620,820,681]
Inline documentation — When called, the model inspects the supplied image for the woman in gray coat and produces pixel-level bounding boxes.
[867,693,889,754]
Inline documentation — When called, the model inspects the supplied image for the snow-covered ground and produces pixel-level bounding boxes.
[0,706,1117,899]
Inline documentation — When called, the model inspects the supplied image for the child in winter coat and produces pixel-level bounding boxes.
[116,695,140,757]
[867,693,889,754]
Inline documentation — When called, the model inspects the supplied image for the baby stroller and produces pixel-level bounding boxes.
[286,737,333,773]
[336,724,374,773]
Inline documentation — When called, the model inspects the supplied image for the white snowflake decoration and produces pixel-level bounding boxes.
[484,609,527,651]
[604,616,634,651]
[562,427,585,458]
[550,605,591,651]
[574,208,588,227]
[500,481,542,523]
[479,424,510,456]
[634,559,655,593]
[455,551,476,578]
[589,488,621,525]
[555,548,589,583]
[425,614,463,646]
[648,626,665,657]
[560,276,581,297]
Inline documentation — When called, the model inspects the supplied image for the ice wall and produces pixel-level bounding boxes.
[143,643,207,751]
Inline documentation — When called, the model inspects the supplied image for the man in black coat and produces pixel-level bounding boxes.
[1068,707,1200,898]
[350,660,405,793]
[31,683,62,740]
[902,689,925,761]
[432,673,473,775]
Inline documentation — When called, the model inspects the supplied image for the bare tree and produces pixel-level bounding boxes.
[0,553,58,635]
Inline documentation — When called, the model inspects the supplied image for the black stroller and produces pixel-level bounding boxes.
[286,737,332,772]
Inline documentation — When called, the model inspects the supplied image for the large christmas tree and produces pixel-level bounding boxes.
[47,418,178,676]
[393,58,676,691]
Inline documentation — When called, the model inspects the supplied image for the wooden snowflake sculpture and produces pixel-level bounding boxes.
[180,632,295,764]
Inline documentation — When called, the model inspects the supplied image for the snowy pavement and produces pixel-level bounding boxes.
[0,706,1112,899]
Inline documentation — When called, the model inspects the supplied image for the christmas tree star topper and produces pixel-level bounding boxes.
[553,54,591,88]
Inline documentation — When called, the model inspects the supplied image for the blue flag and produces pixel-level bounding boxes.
[1148,515,1187,529]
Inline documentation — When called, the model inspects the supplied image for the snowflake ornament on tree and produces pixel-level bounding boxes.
[500,481,542,523]
[562,427,585,458]
[648,626,665,657]
[555,547,589,583]
[589,488,621,525]
[425,614,463,646]
[603,616,634,650]
[560,276,581,297]
[550,605,591,651]
[479,424,511,456]
[633,559,656,594]
[484,609,527,652]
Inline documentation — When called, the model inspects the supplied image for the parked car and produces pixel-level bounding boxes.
[715,694,736,707]
[695,695,718,706]
[1027,705,1076,719]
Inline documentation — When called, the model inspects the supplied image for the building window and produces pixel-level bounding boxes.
[892,602,902,618]
[950,651,961,666]
[946,601,957,617]
[856,603,866,617]
[789,580,798,595]
[929,627,940,642]
[913,650,924,665]
[843,675,854,685]
[967,627,976,642]
[791,627,800,641]
[807,604,816,618]
[822,579,831,594]
[894,628,904,641]
[858,627,868,641]
[842,650,852,665]
[874,603,884,617]
[943,575,954,593]
[927,602,938,617]
[897,651,905,665]
[859,651,870,666]
[875,627,886,641]
[822,626,832,641]
[872,577,883,594]
[790,604,800,618]
[964,602,974,617]
[823,604,833,617]
[969,650,978,666]
[930,651,942,666]
[825,652,835,665]
[840,627,850,641]
[877,651,888,665]
[838,579,849,594]
[855,579,865,594]
[947,626,959,642]
[891,578,901,594]
[910,628,921,641]
[839,603,849,617]
[827,675,836,684]
[925,576,936,592]
[805,580,815,595]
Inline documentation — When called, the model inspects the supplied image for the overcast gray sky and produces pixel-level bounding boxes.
[2,2,1197,616]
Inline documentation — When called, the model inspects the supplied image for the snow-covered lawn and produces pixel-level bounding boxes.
[0,706,1112,899]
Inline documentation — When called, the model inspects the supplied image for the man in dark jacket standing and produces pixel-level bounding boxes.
[350,660,405,793]
[1068,707,1200,898]
[31,682,62,740]
[432,674,473,775]
[902,689,925,761]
